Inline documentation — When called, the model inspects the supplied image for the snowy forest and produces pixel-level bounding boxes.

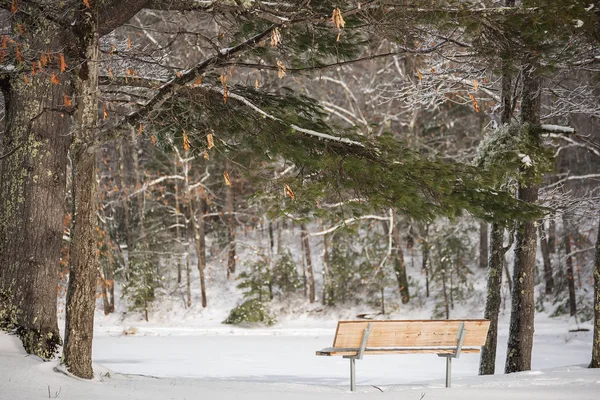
[0,0,599,397]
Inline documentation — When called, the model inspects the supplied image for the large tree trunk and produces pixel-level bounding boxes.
[0,22,72,359]
[300,223,315,303]
[505,65,541,374]
[590,216,600,368]
[63,14,100,379]
[479,224,505,375]
[562,215,577,317]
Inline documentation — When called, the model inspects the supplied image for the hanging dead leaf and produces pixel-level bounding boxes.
[59,53,67,72]
[183,130,191,151]
[40,52,47,66]
[276,59,286,79]
[223,86,229,104]
[31,62,36,75]
[103,103,108,119]
[151,134,157,145]
[284,184,295,200]
[176,71,182,78]
[127,37,131,49]
[83,0,91,8]
[2,36,8,48]
[23,74,28,84]
[469,93,480,112]
[472,79,479,91]
[270,27,282,48]
[207,133,214,149]
[192,76,202,87]
[63,95,72,107]
[11,0,17,14]
[50,73,60,85]
[203,150,210,160]
[416,69,422,81]
[254,78,259,88]
[108,67,114,79]
[331,8,345,30]
[15,45,22,62]
[223,171,232,186]
[16,24,24,34]
[138,122,143,135]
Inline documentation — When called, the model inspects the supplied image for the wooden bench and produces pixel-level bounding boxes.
[316,319,490,391]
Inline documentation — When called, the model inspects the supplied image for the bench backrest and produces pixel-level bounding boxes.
[332,320,490,349]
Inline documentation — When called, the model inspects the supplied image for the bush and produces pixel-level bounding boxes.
[224,299,276,326]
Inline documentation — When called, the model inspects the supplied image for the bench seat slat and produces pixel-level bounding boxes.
[316,347,482,356]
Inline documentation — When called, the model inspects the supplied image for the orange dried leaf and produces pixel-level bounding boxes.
[207,133,214,149]
[183,130,191,151]
[254,78,259,89]
[331,8,345,30]
[2,36,8,48]
[472,79,479,91]
[16,24,24,34]
[176,71,182,78]
[469,93,480,112]
[276,59,286,79]
[127,37,131,49]
[40,52,47,66]
[59,53,67,72]
[23,73,28,84]
[103,103,108,119]
[203,150,210,160]
[223,171,232,186]
[63,95,72,107]
[416,70,423,81]
[83,0,91,8]
[50,73,60,85]
[138,123,143,135]
[192,76,202,87]
[31,61,36,75]
[151,134,157,145]
[15,45,22,62]
[223,86,228,104]
[284,184,295,200]
[11,0,17,14]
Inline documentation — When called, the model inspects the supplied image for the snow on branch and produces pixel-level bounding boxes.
[541,124,576,134]
[309,214,390,237]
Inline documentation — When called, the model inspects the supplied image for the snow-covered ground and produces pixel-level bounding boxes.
[2,314,599,400]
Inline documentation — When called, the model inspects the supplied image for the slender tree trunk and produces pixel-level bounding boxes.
[174,180,183,284]
[422,225,430,298]
[117,139,133,280]
[480,224,505,375]
[191,196,208,308]
[505,65,541,374]
[63,13,100,378]
[392,216,410,304]
[300,233,308,298]
[322,233,331,306]
[442,269,449,319]
[538,223,555,295]
[480,222,489,269]
[563,215,577,317]
[0,23,72,358]
[590,216,600,368]
[225,164,236,278]
[548,217,557,253]
[300,223,315,303]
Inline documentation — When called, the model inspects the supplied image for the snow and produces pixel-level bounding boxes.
[2,314,599,399]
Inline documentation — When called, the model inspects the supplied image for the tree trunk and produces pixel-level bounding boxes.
[479,222,489,269]
[538,223,555,295]
[505,66,541,374]
[392,216,410,304]
[225,165,236,278]
[300,232,307,298]
[590,216,600,368]
[563,215,577,317]
[479,223,505,375]
[174,179,183,284]
[0,23,72,358]
[192,197,208,308]
[322,233,331,306]
[300,223,315,303]
[422,224,430,298]
[63,15,100,379]
[117,139,133,280]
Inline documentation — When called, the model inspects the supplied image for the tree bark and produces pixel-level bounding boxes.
[563,215,577,317]
[191,196,207,308]
[300,223,315,303]
[590,216,600,368]
[225,165,236,278]
[392,216,410,304]
[117,139,133,280]
[479,224,505,375]
[538,223,554,295]
[0,20,72,359]
[479,222,489,269]
[63,11,100,379]
[505,65,541,374]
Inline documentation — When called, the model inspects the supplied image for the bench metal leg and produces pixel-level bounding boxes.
[445,356,452,388]
[349,357,356,392]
